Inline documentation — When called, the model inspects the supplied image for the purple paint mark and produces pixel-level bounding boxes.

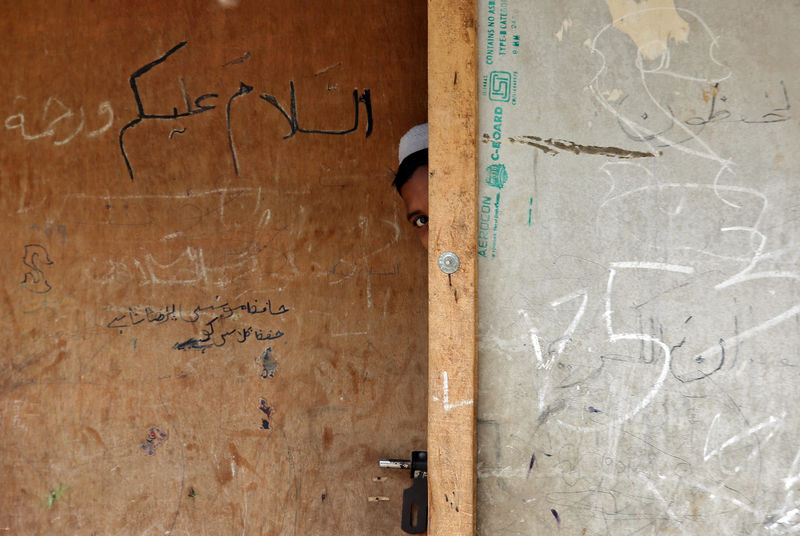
[526,453,536,478]
[259,399,275,430]
[551,508,560,524]
[141,426,168,455]
[258,398,275,417]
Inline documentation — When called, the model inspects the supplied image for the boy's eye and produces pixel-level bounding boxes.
[413,215,429,228]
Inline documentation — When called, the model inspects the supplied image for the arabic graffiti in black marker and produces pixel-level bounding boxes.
[119,41,374,180]
[106,298,288,353]
[685,80,791,127]
[106,298,290,330]
[171,314,285,353]
[259,81,373,140]
[617,80,791,147]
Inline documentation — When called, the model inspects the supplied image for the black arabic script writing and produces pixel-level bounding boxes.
[119,41,373,180]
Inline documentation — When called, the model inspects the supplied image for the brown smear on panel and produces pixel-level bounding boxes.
[0,1,427,534]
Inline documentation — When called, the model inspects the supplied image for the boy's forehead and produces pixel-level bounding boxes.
[400,167,428,203]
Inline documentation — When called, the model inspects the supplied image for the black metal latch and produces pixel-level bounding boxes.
[379,450,427,534]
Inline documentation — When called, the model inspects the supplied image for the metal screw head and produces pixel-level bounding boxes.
[438,251,460,274]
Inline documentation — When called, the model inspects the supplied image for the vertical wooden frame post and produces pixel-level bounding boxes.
[428,0,478,534]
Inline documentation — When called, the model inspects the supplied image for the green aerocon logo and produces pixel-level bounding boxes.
[488,71,512,102]
[485,163,508,190]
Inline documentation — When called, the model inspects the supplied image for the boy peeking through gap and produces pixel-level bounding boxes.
[393,123,429,249]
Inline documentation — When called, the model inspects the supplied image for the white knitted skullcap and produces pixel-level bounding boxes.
[398,123,428,164]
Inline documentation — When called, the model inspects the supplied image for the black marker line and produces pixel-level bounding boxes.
[129,41,188,117]
[526,453,535,478]
[119,118,142,181]
[119,41,188,181]
[294,83,361,135]
[226,82,254,176]
[360,89,373,137]
[260,92,296,139]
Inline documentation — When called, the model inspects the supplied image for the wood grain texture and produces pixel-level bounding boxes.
[428,0,478,534]
[0,1,428,534]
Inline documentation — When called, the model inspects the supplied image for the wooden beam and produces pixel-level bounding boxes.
[428,0,478,534]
